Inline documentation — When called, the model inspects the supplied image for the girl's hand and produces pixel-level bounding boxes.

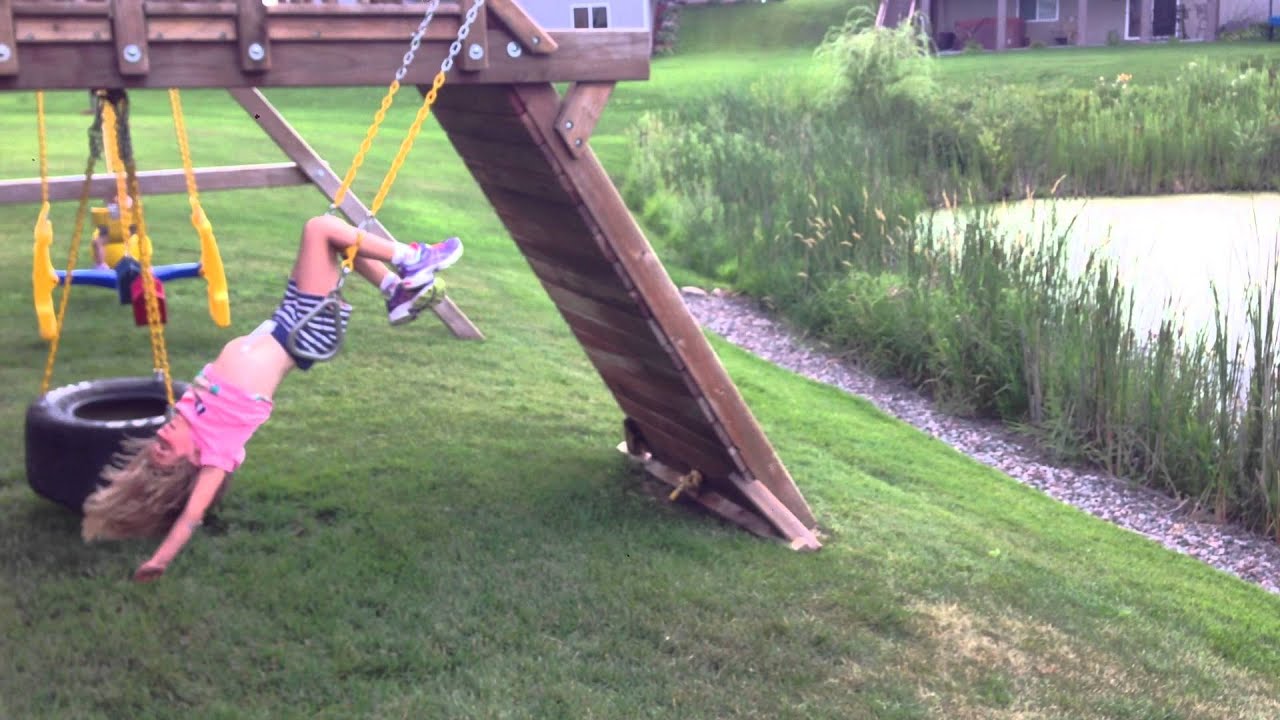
[133,560,167,583]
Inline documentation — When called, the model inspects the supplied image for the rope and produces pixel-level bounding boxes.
[36,92,49,207]
[107,95,175,407]
[39,97,103,395]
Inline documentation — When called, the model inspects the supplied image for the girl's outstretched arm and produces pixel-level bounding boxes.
[133,466,228,583]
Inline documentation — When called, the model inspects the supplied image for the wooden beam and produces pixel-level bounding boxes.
[236,0,270,73]
[486,0,557,54]
[227,87,484,342]
[507,83,819,531]
[459,0,489,72]
[0,29,648,90]
[618,441,780,542]
[113,0,150,75]
[0,162,308,206]
[1076,0,1088,45]
[0,0,17,77]
[554,81,614,157]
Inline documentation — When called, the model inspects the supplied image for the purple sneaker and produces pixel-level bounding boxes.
[386,276,446,326]
[396,237,463,289]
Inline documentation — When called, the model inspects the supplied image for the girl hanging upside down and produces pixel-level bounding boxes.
[80,214,463,582]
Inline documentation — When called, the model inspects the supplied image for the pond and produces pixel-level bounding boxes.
[972,193,1280,344]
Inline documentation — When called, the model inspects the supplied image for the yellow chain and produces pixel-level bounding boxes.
[342,70,449,272]
[39,92,99,394]
[36,92,49,206]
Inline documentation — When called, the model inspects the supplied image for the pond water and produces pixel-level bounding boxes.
[964,193,1280,344]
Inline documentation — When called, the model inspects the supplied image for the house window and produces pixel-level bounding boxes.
[1018,0,1058,21]
[573,4,609,28]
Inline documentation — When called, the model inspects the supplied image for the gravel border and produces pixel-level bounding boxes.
[681,288,1280,595]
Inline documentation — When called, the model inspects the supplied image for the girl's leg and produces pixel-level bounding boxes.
[290,215,401,295]
[290,215,462,304]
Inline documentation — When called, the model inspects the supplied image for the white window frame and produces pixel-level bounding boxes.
[1016,0,1059,23]
[570,3,611,29]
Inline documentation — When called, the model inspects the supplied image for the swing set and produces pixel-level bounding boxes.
[3,0,822,550]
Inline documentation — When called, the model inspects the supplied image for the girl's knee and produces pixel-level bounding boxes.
[302,215,339,239]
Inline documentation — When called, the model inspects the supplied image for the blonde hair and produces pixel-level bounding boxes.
[82,436,201,541]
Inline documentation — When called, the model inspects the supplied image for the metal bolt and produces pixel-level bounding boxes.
[122,44,142,63]
[468,43,484,60]
[247,42,266,62]
[531,36,540,45]
[574,138,583,147]
[506,41,522,58]
[564,120,574,130]
[0,44,10,63]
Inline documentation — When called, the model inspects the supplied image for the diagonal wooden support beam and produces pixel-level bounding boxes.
[486,0,557,54]
[228,87,484,341]
[555,81,614,158]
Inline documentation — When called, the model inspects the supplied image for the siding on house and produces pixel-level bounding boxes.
[935,0,1219,46]
[520,0,652,30]
[1220,0,1273,23]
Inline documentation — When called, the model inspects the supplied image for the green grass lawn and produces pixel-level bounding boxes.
[2,39,1280,720]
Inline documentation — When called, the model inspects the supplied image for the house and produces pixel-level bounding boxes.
[518,0,653,32]
[881,0,1227,49]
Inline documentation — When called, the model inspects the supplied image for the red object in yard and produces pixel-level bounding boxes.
[131,275,167,326]
[953,17,1026,50]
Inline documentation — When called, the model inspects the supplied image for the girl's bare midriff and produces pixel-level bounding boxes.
[208,334,295,399]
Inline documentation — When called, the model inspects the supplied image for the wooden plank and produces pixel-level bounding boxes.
[629,416,739,480]
[237,0,270,72]
[149,18,235,42]
[460,156,577,205]
[0,162,308,206]
[228,87,484,341]
[619,442,779,541]
[435,82,525,118]
[112,0,149,75]
[0,0,17,76]
[268,15,461,41]
[486,0,556,54]
[511,82,818,530]
[1,30,649,89]
[11,1,108,17]
[267,2,463,17]
[432,106,542,144]
[14,16,110,42]
[610,390,727,460]
[522,253,636,310]
[540,280,652,338]
[727,474,822,550]
[446,133,558,177]
[145,2,237,17]
[554,81,613,157]
[458,0,487,72]
[592,359,708,429]
[580,344,689,397]
[563,311,683,374]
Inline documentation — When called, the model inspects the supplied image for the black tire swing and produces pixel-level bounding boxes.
[26,89,208,514]
[26,377,190,512]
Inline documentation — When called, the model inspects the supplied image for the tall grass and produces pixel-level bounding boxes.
[626,18,1280,534]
